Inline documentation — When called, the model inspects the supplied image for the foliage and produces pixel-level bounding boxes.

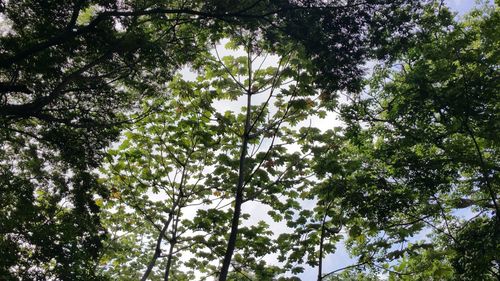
[98,91,219,280]
[1,0,423,278]
[2,0,494,280]
[98,37,324,280]
[312,3,499,280]
[0,0,209,278]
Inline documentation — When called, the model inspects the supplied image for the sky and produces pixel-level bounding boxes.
[447,0,478,14]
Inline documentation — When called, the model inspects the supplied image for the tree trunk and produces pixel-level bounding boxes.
[219,72,253,281]
[164,225,178,281]
[141,215,173,281]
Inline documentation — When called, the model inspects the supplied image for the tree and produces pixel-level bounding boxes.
[204,38,319,281]
[0,0,431,278]
[274,128,345,280]
[98,90,221,280]
[100,36,322,280]
[0,0,209,278]
[313,2,499,279]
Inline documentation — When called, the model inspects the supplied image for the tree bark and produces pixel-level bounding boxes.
[164,213,180,281]
[143,164,187,281]
[317,218,326,281]
[141,215,173,281]
[219,51,253,280]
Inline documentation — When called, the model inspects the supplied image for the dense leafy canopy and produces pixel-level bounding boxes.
[0,0,498,280]
[98,39,325,280]
[324,3,499,280]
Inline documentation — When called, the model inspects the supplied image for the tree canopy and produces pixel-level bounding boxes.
[0,0,498,280]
